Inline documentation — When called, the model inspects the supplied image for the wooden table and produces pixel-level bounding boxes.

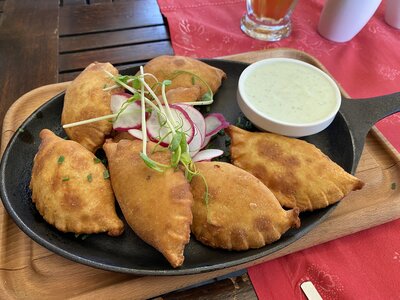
[2,2,400,299]
[0,1,257,298]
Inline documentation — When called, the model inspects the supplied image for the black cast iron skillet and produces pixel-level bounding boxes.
[1,59,400,275]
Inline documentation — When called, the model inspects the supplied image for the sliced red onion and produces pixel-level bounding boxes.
[205,113,230,137]
[192,149,224,162]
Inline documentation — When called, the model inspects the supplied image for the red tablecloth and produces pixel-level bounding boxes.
[157,0,400,298]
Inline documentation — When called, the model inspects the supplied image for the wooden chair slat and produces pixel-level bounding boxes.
[62,0,87,6]
[59,0,164,35]
[89,0,113,3]
[58,61,148,82]
[0,0,5,13]
[59,41,173,72]
[60,25,170,53]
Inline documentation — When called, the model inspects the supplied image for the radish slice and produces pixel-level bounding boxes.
[188,125,203,157]
[127,129,143,140]
[174,104,206,156]
[110,93,133,112]
[147,105,194,147]
[174,104,206,145]
[192,149,224,162]
[205,113,230,137]
[201,135,212,149]
[111,93,142,131]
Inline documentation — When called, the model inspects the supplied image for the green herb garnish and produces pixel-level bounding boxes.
[391,182,397,190]
[63,66,214,210]
[62,176,70,182]
[58,155,65,164]
[170,70,214,106]
[75,234,89,240]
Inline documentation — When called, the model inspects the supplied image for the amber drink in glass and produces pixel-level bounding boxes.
[241,0,299,41]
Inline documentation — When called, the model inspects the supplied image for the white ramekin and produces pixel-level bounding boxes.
[237,58,342,137]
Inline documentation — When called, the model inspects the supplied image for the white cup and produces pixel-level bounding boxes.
[318,0,382,42]
[385,0,400,29]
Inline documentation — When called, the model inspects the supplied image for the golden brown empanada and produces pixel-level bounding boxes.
[103,139,193,268]
[227,125,364,211]
[190,161,300,251]
[111,131,136,143]
[61,62,123,152]
[30,129,124,236]
[143,55,226,100]
[163,86,201,104]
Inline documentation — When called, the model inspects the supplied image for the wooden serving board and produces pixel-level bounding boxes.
[1,49,400,299]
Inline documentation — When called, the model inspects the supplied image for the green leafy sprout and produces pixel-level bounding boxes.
[62,66,213,209]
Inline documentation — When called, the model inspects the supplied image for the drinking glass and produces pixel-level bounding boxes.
[240,0,299,41]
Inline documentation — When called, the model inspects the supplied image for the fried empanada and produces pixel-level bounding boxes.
[103,139,193,268]
[190,161,300,251]
[143,55,226,100]
[61,62,123,152]
[30,129,124,236]
[111,131,136,143]
[163,86,201,104]
[227,125,364,211]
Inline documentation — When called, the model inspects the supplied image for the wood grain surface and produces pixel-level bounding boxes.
[1,49,400,299]
[0,0,59,134]
[59,26,170,53]
[59,0,164,35]
[58,0,174,82]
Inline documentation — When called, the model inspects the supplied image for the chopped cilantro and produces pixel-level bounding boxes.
[62,176,69,182]
[58,155,65,164]
[87,174,93,182]
[103,170,110,179]
[93,157,101,164]
[391,182,396,190]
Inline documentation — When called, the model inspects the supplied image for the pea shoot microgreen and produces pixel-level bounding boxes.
[62,65,212,209]
[169,70,214,106]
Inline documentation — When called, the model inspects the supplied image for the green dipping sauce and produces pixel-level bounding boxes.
[244,61,338,124]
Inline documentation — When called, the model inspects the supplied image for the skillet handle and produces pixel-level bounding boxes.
[340,92,400,168]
